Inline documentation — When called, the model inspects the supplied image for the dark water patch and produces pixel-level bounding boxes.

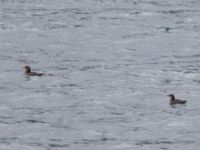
[162,68,183,73]
[109,112,124,115]
[0,55,13,60]
[74,24,84,28]
[1,82,33,92]
[62,83,78,87]
[0,115,14,124]
[177,60,200,65]
[140,1,171,7]
[122,32,154,39]
[166,10,187,14]
[0,23,13,30]
[49,139,63,142]
[183,70,197,74]
[167,109,186,115]
[168,61,175,65]
[67,101,89,109]
[175,20,185,25]
[98,16,136,25]
[0,115,12,120]
[79,16,92,21]
[124,126,148,132]
[51,83,78,89]
[71,9,90,15]
[50,11,60,15]
[173,55,191,59]
[109,17,134,21]
[43,23,68,30]
[59,58,81,63]
[38,48,49,55]
[0,86,5,90]
[135,139,195,146]
[191,54,200,58]
[126,48,136,52]
[28,142,44,147]
[54,8,69,14]
[161,79,172,85]
[87,116,128,124]
[129,11,141,15]
[73,139,98,145]
[12,107,49,115]
[15,119,48,124]
[57,7,94,17]
[86,58,104,63]
[0,137,18,144]
[73,137,116,145]
[129,103,143,110]
[100,137,115,141]
[25,119,46,124]
[54,8,73,16]
[193,25,200,32]
[56,66,69,70]
[80,65,101,71]
[0,120,13,124]
[123,0,138,5]
[98,16,108,20]
[45,73,54,77]
[49,143,69,148]
[0,0,36,4]
[16,58,36,64]
[192,80,200,84]
[103,7,135,14]
[158,9,197,15]
[133,127,148,132]
[160,148,168,150]
[157,27,172,33]
[50,123,74,130]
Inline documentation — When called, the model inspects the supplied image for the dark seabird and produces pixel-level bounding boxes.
[24,66,44,76]
[168,94,186,105]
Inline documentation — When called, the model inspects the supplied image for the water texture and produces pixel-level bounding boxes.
[0,0,200,149]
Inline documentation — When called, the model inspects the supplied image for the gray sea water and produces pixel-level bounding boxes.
[1,0,200,149]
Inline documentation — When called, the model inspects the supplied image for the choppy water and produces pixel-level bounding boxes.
[1,0,200,149]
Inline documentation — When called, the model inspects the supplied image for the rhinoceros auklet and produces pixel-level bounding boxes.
[24,66,44,76]
[168,94,186,105]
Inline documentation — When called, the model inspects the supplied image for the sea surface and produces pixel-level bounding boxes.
[1,0,200,150]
